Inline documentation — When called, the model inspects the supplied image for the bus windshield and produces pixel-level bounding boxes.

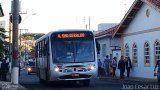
[52,39,94,63]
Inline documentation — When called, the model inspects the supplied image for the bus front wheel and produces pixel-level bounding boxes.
[39,78,45,83]
[82,79,90,86]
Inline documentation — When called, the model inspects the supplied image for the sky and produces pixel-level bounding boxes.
[0,0,135,33]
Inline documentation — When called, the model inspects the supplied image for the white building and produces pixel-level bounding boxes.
[112,0,160,78]
[95,25,121,63]
[96,0,160,79]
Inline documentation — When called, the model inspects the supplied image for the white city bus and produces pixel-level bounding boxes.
[35,29,97,86]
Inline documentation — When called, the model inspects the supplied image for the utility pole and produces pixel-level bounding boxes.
[8,13,12,82]
[84,16,91,30]
[89,16,90,30]
[11,0,20,84]
[9,13,12,63]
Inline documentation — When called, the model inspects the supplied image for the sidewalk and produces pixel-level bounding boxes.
[99,76,158,84]
[0,81,27,90]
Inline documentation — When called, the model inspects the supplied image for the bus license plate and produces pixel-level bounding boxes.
[71,73,79,77]
[67,69,72,72]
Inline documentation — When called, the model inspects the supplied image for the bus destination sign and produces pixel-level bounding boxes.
[57,33,85,38]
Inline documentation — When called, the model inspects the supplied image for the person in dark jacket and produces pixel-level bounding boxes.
[0,59,9,81]
[118,56,125,79]
[154,60,160,85]
[125,56,132,78]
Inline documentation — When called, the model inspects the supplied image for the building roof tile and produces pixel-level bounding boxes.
[112,0,160,37]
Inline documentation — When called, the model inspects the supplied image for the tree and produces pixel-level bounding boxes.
[0,28,7,58]
[20,32,45,58]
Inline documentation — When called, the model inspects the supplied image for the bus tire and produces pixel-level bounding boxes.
[82,79,90,86]
[39,78,45,83]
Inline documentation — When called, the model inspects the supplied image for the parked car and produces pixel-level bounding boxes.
[27,61,36,75]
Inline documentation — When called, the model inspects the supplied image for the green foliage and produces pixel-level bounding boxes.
[0,28,6,58]
[0,40,4,52]
[20,32,45,57]
[21,33,45,40]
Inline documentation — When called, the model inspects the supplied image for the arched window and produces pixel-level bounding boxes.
[155,41,160,65]
[144,42,150,66]
[125,44,129,57]
[132,43,138,66]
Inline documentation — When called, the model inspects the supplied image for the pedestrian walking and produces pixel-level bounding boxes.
[154,60,160,85]
[118,56,125,79]
[0,59,9,81]
[125,56,132,78]
[98,59,102,77]
[103,55,111,76]
[111,57,117,77]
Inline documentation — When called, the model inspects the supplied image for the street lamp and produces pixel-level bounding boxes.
[19,12,36,46]
[19,13,36,41]
[20,13,36,23]
[7,12,36,82]
[19,13,36,67]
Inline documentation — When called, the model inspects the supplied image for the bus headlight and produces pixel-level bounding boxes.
[54,67,60,72]
[54,64,62,72]
[88,64,95,70]
[90,65,95,70]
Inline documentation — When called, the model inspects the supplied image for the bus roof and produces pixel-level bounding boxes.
[35,29,93,43]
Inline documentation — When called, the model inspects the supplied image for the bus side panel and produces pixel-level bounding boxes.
[94,38,98,77]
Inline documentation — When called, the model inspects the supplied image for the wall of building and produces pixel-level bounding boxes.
[122,3,160,78]
[96,35,121,63]
[123,31,160,78]
[96,36,111,61]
